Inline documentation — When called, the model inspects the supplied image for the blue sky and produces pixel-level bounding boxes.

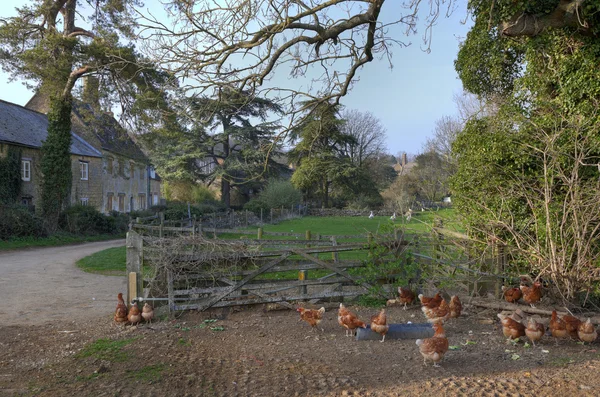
[0,1,471,156]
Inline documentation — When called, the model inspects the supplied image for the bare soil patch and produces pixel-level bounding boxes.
[2,302,600,396]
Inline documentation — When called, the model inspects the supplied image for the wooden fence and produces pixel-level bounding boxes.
[126,224,506,312]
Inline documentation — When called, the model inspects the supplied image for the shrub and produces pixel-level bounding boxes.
[346,193,384,210]
[59,205,122,235]
[0,205,47,240]
[243,198,269,217]
[258,179,302,209]
[163,202,222,220]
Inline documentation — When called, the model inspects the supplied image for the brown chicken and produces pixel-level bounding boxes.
[370,309,389,342]
[423,299,450,324]
[502,286,523,304]
[338,303,367,337]
[297,307,326,331]
[562,314,582,340]
[449,295,462,319]
[520,281,542,307]
[416,323,449,367]
[398,287,416,310]
[549,310,569,344]
[578,318,597,344]
[114,293,128,325]
[525,318,545,346]
[419,292,443,308]
[127,303,142,326]
[141,303,154,323]
[498,312,526,341]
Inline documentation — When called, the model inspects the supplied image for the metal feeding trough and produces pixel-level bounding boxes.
[356,323,434,341]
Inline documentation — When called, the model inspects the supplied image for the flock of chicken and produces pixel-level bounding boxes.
[297,279,599,368]
[498,280,597,346]
[297,287,463,367]
[114,293,154,326]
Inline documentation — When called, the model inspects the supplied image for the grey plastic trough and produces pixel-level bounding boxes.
[356,323,434,341]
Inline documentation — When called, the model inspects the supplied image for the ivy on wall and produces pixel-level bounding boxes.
[0,145,22,204]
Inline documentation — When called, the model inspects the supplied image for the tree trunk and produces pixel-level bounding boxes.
[40,96,73,233]
[221,178,231,208]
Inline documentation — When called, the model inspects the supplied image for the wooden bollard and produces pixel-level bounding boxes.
[257,227,263,239]
[298,270,307,295]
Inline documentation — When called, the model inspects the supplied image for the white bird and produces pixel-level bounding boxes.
[390,212,396,221]
[405,208,412,222]
[369,211,374,219]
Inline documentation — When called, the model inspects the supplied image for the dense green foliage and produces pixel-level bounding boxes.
[59,205,129,235]
[0,146,21,204]
[40,97,73,231]
[0,205,47,240]
[452,0,600,298]
[256,179,302,209]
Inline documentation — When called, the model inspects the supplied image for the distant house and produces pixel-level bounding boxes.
[393,153,416,176]
[0,89,161,214]
[0,99,103,209]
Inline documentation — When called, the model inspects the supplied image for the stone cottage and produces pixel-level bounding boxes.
[0,99,104,209]
[0,94,161,214]
[25,90,161,214]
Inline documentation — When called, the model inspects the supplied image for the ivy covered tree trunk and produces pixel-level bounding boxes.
[40,96,73,232]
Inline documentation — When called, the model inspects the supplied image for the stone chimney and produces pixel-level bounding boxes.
[402,152,407,166]
[82,76,101,110]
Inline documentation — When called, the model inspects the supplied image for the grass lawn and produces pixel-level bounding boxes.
[76,246,127,276]
[75,209,462,276]
[0,233,125,251]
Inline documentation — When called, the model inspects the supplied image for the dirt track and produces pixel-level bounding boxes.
[0,240,126,326]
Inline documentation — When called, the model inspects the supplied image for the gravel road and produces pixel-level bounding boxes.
[0,240,126,326]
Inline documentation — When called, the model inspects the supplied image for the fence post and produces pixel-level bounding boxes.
[331,237,339,263]
[245,210,248,227]
[159,212,165,238]
[191,217,196,237]
[260,208,263,224]
[126,230,143,307]
[270,208,273,223]
[367,232,373,257]
[257,227,263,240]
[495,243,505,298]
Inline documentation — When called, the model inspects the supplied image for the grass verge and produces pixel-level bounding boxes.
[0,233,124,251]
[76,246,127,276]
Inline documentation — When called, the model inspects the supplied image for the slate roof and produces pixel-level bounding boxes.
[70,102,148,161]
[0,99,102,158]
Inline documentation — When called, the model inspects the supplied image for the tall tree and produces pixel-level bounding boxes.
[146,88,284,208]
[0,0,150,230]
[289,102,359,207]
[339,109,386,167]
[452,0,600,299]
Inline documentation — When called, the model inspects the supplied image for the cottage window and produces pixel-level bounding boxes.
[118,194,125,212]
[80,198,89,206]
[107,157,114,174]
[129,161,135,178]
[106,193,114,212]
[21,160,31,181]
[140,166,145,180]
[80,161,89,180]
[153,193,159,205]
[138,194,146,210]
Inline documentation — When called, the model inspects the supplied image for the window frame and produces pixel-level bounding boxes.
[80,197,89,206]
[21,159,31,181]
[80,161,89,181]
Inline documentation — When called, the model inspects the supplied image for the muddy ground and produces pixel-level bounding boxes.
[2,301,600,397]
